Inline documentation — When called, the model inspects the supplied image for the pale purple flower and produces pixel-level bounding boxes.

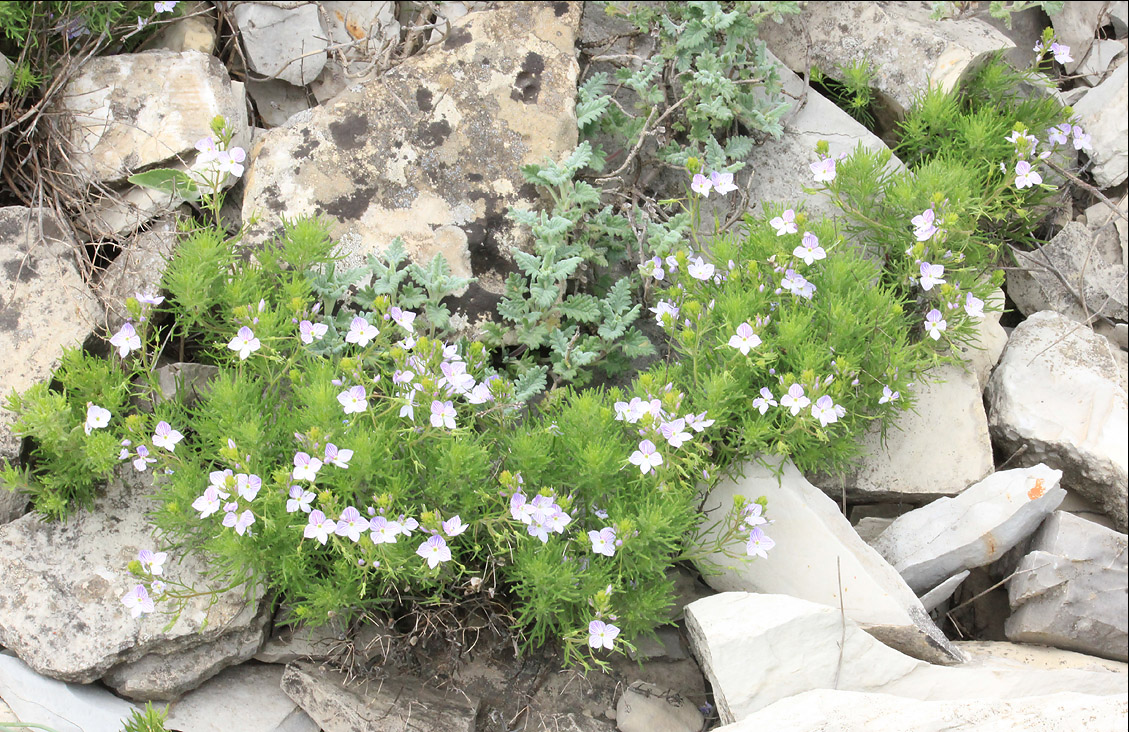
[122,585,155,618]
[746,527,775,559]
[710,170,738,195]
[743,502,767,528]
[918,262,945,291]
[135,290,164,306]
[589,527,617,557]
[629,439,663,474]
[793,232,827,264]
[912,208,938,241]
[924,308,947,340]
[752,387,777,414]
[878,385,900,404]
[440,361,475,395]
[195,135,219,164]
[345,316,379,347]
[214,148,246,178]
[304,510,334,545]
[690,173,712,196]
[286,485,315,513]
[192,486,223,518]
[687,256,715,281]
[810,157,837,183]
[1047,124,1070,146]
[442,515,468,537]
[138,549,167,576]
[149,580,166,596]
[389,306,416,332]
[228,326,260,360]
[660,418,692,448]
[769,209,798,236]
[324,443,353,469]
[430,400,457,429]
[417,535,452,569]
[510,492,537,524]
[728,322,762,355]
[236,473,262,502]
[85,403,111,435]
[399,387,418,421]
[542,508,572,535]
[338,385,368,414]
[467,380,496,405]
[224,509,255,536]
[1049,41,1072,64]
[1071,125,1092,151]
[209,469,234,495]
[398,516,420,536]
[811,395,841,427]
[684,411,714,432]
[132,445,156,472]
[780,384,810,416]
[154,1,179,13]
[649,300,680,326]
[369,516,400,544]
[292,452,323,482]
[335,507,368,542]
[110,323,142,358]
[781,269,815,299]
[587,620,620,650]
[152,421,183,451]
[1014,160,1042,189]
[639,256,665,281]
[964,292,985,318]
[299,320,328,344]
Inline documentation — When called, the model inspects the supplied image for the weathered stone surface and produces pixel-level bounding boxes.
[321,0,400,79]
[242,3,581,315]
[1006,511,1129,661]
[737,50,902,226]
[96,218,178,332]
[615,680,703,732]
[1008,222,1129,325]
[695,457,963,665]
[987,311,1128,530]
[871,464,1066,594]
[233,2,327,86]
[165,663,319,732]
[57,50,250,185]
[1052,1,1109,74]
[918,570,969,613]
[954,639,1129,675]
[152,15,217,55]
[1077,39,1126,84]
[960,287,1008,389]
[759,2,1012,120]
[0,653,140,732]
[151,362,219,408]
[281,660,479,732]
[254,617,389,665]
[247,79,314,128]
[1083,198,1128,269]
[684,592,1128,724]
[100,603,270,701]
[713,690,1128,732]
[1073,61,1128,188]
[0,207,99,482]
[812,361,994,503]
[0,469,264,683]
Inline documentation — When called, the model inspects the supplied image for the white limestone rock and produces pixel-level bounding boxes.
[918,570,970,613]
[0,653,140,732]
[232,2,327,87]
[615,680,703,732]
[0,469,264,683]
[684,592,1128,724]
[56,50,249,185]
[1006,511,1129,661]
[1073,61,1129,189]
[987,311,1128,530]
[812,361,994,503]
[694,457,963,665]
[871,464,1066,594]
[712,689,1128,732]
[95,218,179,332]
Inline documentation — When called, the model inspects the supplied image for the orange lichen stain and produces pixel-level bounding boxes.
[1027,477,1046,500]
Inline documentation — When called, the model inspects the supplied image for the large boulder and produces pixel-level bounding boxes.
[1072,61,1129,189]
[1006,510,1128,661]
[684,592,1128,724]
[694,457,963,665]
[241,3,582,318]
[0,469,264,684]
[871,464,1066,594]
[0,207,100,522]
[759,2,1012,124]
[987,311,1128,530]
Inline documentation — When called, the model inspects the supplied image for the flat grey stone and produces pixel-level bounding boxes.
[871,464,1066,594]
[1006,511,1128,661]
[918,570,970,613]
[615,680,703,732]
[0,653,140,732]
[233,3,328,86]
[1073,61,1128,189]
[0,469,264,683]
[165,663,319,732]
